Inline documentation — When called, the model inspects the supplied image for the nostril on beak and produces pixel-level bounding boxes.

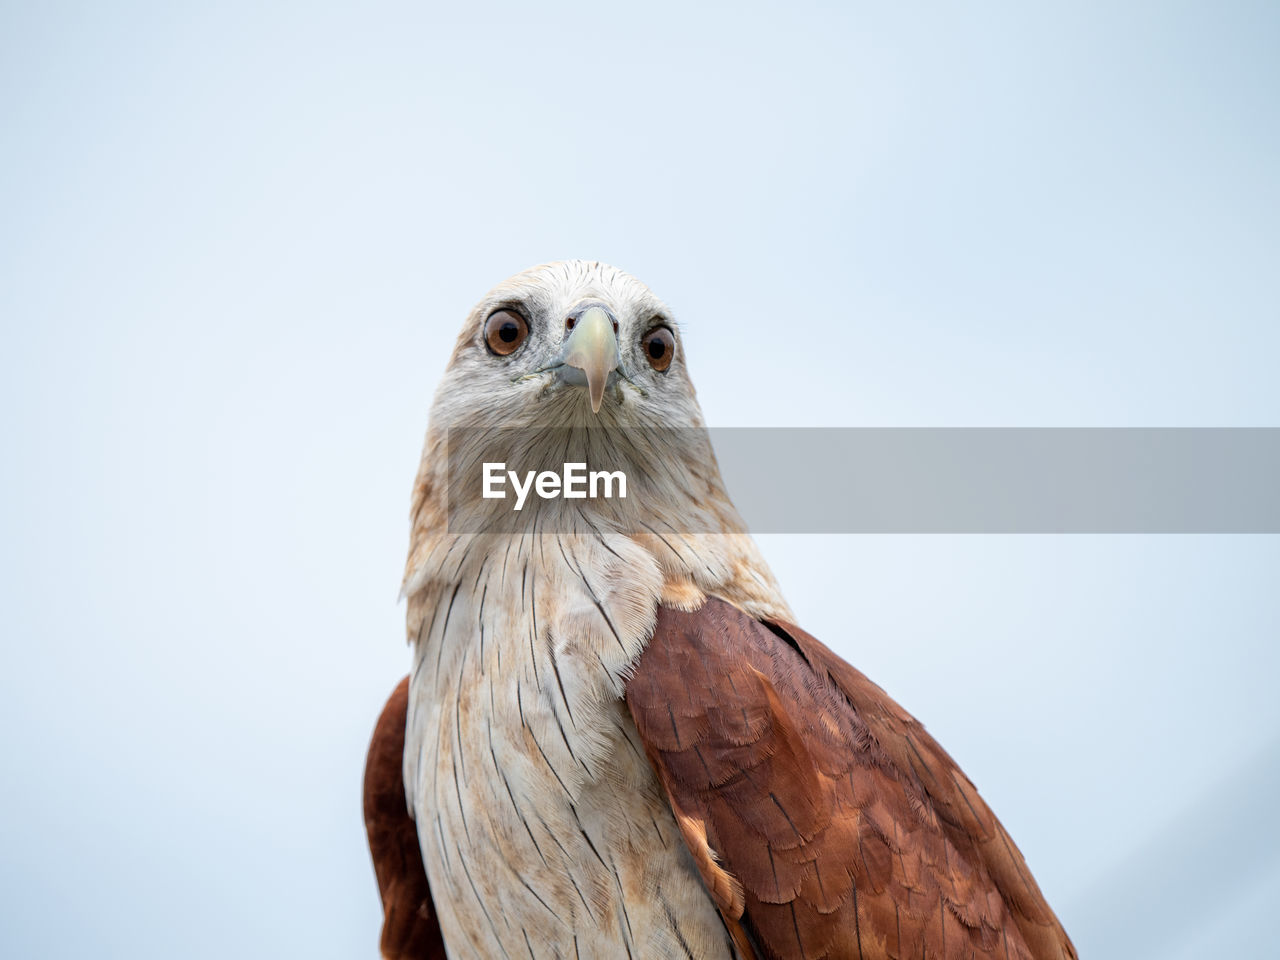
[565,310,619,335]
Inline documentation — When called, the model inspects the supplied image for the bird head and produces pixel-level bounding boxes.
[402,260,780,616]
[427,260,703,432]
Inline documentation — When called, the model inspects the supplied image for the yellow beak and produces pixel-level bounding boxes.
[561,306,620,414]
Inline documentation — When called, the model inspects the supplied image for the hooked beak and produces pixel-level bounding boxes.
[560,306,620,414]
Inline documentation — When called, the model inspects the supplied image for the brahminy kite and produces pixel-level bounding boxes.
[363,261,1075,959]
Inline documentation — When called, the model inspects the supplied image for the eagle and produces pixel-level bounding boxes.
[363,261,1076,959]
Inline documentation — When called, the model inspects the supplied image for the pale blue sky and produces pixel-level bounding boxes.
[2,2,1277,957]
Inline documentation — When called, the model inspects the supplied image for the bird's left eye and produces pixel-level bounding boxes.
[641,326,675,372]
[484,310,529,356]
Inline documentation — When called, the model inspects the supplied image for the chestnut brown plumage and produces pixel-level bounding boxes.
[625,598,1076,960]
[366,261,1074,959]
[363,678,446,960]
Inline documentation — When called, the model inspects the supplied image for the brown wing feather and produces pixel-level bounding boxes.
[624,598,1076,960]
[363,676,447,960]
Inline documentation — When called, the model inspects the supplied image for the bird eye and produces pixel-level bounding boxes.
[484,310,529,356]
[641,326,675,372]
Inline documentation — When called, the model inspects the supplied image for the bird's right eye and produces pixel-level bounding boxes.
[484,310,529,356]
